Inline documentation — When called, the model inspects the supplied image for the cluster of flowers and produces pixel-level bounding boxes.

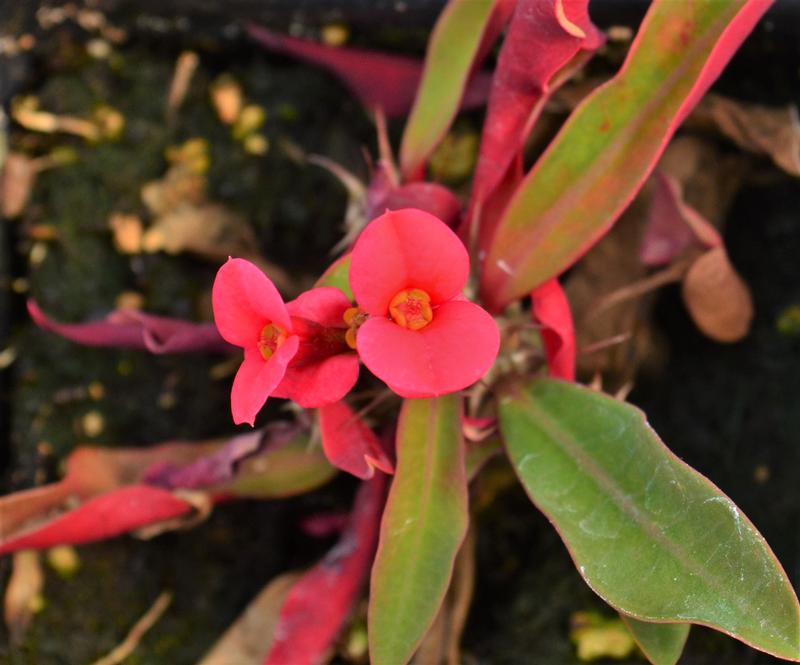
[213,208,500,425]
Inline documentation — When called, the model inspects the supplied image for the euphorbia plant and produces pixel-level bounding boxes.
[4,0,799,663]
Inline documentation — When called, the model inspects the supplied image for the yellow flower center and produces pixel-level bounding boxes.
[389,288,433,330]
[343,306,368,350]
[258,323,288,360]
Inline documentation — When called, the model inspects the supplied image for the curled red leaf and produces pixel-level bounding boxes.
[0,486,193,555]
[319,401,394,480]
[28,300,231,354]
[247,24,492,118]
[531,278,576,381]
[367,176,462,230]
[264,474,386,665]
[466,0,603,242]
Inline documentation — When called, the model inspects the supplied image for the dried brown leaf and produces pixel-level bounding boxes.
[4,550,44,644]
[109,212,143,254]
[566,199,657,383]
[1,153,38,217]
[210,75,243,125]
[141,170,206,217]
[197,573,301,665]
[90,591,173,665]
[682,246,753,343]
[166,51,199,121]
[690,93,800,176]
[144,203,254,258]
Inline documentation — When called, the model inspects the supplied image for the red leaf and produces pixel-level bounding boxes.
[478,0,773,310]
[474,152,524,262]
[319,401,394,480]
[466,0,603,237]
[299,511,350,538]
[0,440,227,555]
[0,486,193,555]
[640,171,723,266]
[246,25,492,118]
[474,0,519,64]
[142,429,265,490]
[371,182,462,230]
[531,278,576,381]
[28,300,231,354]
[264,475,386,665]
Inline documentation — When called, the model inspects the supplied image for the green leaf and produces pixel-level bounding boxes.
[622,616,690,665]
[369,395,468,665]
[399,0,498,178]
[315,254,353,300]
[500,379,800,661]
[222,433,337,498]
[465,436,502,481]
[480,0,771,310]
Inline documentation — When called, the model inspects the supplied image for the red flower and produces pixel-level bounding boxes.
[212,258,358,425]
[348,209,499,397]
[275,287,359,408]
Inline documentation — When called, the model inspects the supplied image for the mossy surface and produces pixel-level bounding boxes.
[1,25,369,663]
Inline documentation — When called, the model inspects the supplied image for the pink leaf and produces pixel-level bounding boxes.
[27,300,231,354]
[531,278,576,381]
[264,475,386,665]
[319,401,394,480]
[247,25,492,118]
[0,486,193,555]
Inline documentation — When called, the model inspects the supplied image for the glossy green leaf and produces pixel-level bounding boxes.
[622,616,690,665]
[315,254,353,300]
[480,0,772,310]
[222,433,337,498]
[369,395,468,665]
[399,0,498,178]
[500,379,800,661]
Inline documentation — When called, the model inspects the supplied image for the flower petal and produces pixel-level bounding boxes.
[212,258,291,348]
[231,337,299,426]
[318,401,394,479]
[273,352,360,408]
[357,300,499,397]
[287,286,351,327]
[349,209,469,316]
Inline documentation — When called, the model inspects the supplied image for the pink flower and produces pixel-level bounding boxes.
[348,209,499,397]
[275,287,359,408]
[212,258,358,425]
